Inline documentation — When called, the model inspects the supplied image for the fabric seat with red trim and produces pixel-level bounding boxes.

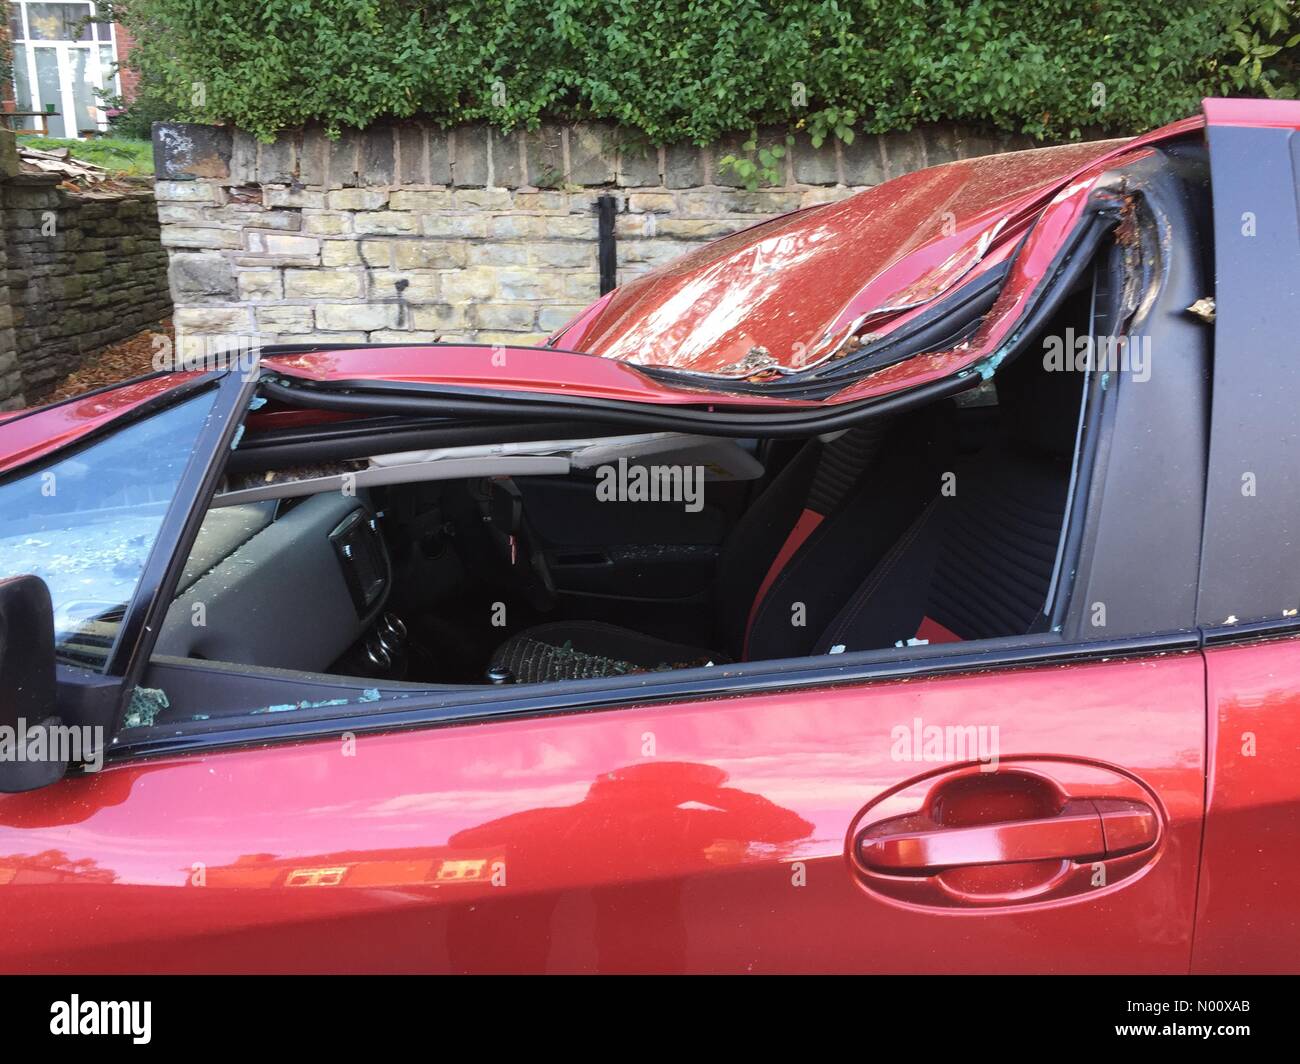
[488,354,1080,683]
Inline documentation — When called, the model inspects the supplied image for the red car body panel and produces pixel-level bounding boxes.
[263,120,1202,407]
[259,344,815,406]
[1202,96,1300,129]
[0,654,1204,973]
[556,117,1203,374]
[561,141,1119,374]
[1193,639,1300,973]
[250,151,1115,418]
[0,374,202,476]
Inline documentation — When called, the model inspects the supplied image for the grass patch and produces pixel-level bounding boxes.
[16,136,153,176]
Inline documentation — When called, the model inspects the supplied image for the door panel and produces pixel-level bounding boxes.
[514,476,740,603]
[0,653,1204,973]
[1192,638,1300,973]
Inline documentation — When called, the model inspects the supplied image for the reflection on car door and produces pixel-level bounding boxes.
[0,649,1202,973]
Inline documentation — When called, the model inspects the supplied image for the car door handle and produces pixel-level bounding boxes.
[857,799,1157,873]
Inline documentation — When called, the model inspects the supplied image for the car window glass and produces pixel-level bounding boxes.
[0,391,217,670]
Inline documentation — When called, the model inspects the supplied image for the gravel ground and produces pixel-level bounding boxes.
[44,319,174,403]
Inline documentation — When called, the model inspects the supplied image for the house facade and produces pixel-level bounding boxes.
[5,1,136,138]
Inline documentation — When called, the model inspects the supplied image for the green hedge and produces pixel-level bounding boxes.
[109,0,1298,144]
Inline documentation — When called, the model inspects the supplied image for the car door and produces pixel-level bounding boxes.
[0,646,1204,974]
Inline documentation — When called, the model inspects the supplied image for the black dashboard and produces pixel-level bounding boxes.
[157,493,390,673]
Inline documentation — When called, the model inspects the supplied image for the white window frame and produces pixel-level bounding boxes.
[8,1,121,138]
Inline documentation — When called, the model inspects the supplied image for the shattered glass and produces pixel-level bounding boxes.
[123,686,170,729]
[0,392,217,670]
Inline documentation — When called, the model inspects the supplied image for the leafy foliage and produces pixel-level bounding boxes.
[719,133,792,189]
[105,0,1298,148]
[101,75,182,142]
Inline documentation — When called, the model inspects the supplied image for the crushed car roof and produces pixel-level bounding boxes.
[5,100,1300,474]
[556,138,1131,376]
[257,112,1203,407]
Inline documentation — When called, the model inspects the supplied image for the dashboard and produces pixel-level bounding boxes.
[156,492,390,673]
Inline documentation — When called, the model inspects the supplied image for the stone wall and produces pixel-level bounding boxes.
[0,138,17,408]
[153,120,1037,352]
[0,146,172,407]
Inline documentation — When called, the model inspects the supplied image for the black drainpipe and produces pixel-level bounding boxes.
[596,194,618,294]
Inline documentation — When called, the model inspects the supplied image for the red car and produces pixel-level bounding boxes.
[0,98,1295,974]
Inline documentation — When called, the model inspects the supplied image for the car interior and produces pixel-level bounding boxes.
[144,286,1089,716]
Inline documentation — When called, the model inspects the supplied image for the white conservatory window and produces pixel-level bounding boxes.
[7,2,120,138]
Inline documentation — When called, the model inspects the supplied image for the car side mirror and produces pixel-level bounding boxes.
[0,574,67,792]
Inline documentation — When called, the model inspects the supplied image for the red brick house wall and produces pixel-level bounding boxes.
[113,21,139,102]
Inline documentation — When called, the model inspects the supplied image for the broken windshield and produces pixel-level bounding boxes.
[0,392,217,670]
